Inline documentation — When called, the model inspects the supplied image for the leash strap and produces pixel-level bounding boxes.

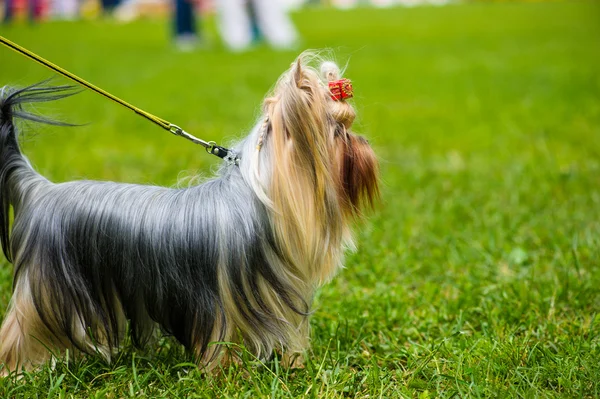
[0,35,238,164]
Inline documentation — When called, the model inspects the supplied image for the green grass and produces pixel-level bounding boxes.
[1,1,600,397]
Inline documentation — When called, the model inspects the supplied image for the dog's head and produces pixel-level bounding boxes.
[243,53,379,283]
[319,61,379,219]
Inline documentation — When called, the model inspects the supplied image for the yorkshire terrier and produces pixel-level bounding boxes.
[0,54,378,373]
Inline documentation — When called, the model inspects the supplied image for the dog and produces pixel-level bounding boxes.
[0,54,378,373]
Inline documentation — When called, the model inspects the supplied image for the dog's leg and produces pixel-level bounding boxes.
[70,294,126,363]
[281,351,305,369]
[0,308,27,375]
[0,275,59,375]
[281,320,309,369]
[1,272,128,376]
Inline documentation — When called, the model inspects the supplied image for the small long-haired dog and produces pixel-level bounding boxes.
[0,54,378,373]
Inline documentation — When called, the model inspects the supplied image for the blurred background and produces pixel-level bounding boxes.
[1,0,596,184]
[1,0,452,24]
[1,0,600,396]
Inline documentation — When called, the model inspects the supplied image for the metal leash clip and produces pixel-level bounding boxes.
[169,124,210,148]
[169,124,239,165]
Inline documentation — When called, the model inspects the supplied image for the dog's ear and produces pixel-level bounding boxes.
[292,58,314,95]
[271,57,327,146]
[293,58,303,89]
[337,133,379,217]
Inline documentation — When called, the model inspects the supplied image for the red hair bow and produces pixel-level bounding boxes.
[328,79,353,101]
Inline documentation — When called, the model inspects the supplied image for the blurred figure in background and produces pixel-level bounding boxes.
[51,0,79,20]
[215,0,298,51]
[100,0,121,14]
[173,0,199,51]
[3,0,43,22]
[2,0,10,22]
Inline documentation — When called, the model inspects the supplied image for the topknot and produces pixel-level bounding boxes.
[320,61,341,82]
[319,61,355,129]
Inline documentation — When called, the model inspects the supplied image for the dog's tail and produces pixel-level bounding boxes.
[0,83,77,262]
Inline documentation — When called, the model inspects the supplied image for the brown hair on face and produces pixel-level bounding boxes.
[336,132,379,218]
